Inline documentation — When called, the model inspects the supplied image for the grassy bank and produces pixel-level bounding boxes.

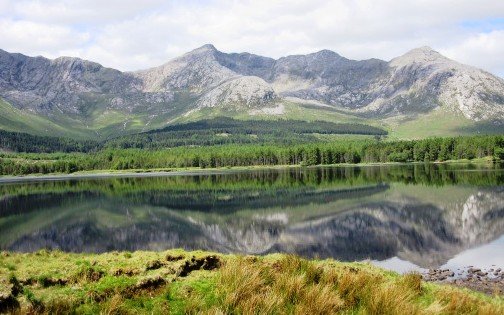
[1,250,503,314]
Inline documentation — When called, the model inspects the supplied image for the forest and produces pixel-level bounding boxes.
[0,118,387,153]
[0,130,99,153]
[0,134,502,175]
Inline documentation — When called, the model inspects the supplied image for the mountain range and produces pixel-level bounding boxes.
[0,44,503,139]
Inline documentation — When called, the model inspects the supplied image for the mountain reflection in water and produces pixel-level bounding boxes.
[0,164,503,270]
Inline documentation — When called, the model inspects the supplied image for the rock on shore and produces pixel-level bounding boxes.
[423,266,504,295]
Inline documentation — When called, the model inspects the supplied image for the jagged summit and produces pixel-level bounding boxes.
[409,45,437,54]
[53,56,84,62]
[311,49,343,58]
[185,43,218,55]
[390,46,447,67]
[199,43,217,51]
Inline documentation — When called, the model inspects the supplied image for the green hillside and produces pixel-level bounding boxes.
[0,96,194,140]
[387,108,504,140]
[0,97,502,141]
[0,98,87,138]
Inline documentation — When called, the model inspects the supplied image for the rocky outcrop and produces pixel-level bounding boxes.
[197,76,277,109]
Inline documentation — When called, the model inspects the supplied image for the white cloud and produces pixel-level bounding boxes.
[0,0,502,77]
[0,19,90,57]
[6,0,166,24]
[441,30,504,77]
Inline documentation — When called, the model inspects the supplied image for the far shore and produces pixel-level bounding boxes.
[0,157,498,183]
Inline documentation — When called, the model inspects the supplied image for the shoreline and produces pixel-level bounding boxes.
[0,158,498,183]
[423,267,504,295]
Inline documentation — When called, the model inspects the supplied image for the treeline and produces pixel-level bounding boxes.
[0,135,503,175]
[362,136,504,162]
[150,117,387,135]
[103,135,504,170]
[105,117,387,149]
[0,130,98,153]
[105,130,320,149]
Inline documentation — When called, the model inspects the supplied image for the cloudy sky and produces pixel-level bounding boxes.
[0,0,503,76]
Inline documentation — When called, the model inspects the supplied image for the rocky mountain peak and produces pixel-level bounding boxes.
[311,49,343,59]
[199,43,218,51]
[135,43,237,93]
[410,45,437,53]
[390,46,447,68]
[377,46,504,121]
[52,56,81,63]
[51,56,105,74]
[183,44,219,58]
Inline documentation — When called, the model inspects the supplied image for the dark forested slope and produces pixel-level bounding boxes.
[0,118,386,153]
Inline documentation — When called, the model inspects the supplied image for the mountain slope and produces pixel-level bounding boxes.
[135,44,279,110]
[0,45,502,139]
[379,47,504,120]
[0,49,136,114]
[208,45,504,121]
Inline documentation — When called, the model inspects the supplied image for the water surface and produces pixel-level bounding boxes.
[1,163,503,272]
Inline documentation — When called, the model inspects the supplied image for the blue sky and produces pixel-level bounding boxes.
[461,18,504,33]
[0,0,503,77]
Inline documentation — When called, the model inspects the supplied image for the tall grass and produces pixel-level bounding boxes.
[187,255,504,315]
[1,251,503,314]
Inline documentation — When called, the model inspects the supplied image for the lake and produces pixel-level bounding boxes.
[1,163,503,273]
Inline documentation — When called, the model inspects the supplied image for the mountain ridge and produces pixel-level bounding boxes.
[0,45,503,139]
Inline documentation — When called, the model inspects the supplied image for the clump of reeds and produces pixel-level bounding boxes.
[186,255,504,315]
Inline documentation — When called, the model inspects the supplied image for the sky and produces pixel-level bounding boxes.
[0,0,503,77]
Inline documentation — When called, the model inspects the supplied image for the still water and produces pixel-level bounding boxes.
[1,164,503,272]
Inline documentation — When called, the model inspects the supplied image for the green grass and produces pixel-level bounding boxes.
[0,98,89,139]
[0,250,502,314]
[279,100,376,125]
[0,98,116,139]
[175,100,378,126]
[0,98,180,140]
[1,96,502,142]
[387,108,503,140]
